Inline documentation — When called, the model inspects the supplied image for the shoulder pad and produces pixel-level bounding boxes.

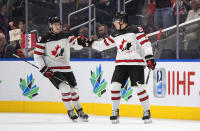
[127,25,144,33]
[37,34,48,43]
[59,31,70,38]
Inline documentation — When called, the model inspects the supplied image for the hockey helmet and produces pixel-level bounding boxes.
[48,16,61,28]
[113,11,128,23]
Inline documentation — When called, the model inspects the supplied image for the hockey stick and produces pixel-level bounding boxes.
[13,54,69,85]
[146,28,162,84]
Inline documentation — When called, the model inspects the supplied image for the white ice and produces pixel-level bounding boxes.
[0,113,200,131]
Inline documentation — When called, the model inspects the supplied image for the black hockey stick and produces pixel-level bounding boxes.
[146,28,162,84]
[13,54,69,85]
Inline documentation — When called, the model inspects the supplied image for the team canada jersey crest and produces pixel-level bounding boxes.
[51,44,65,60]
[119,39,133,53]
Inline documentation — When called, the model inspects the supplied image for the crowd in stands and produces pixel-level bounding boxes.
[0,0,200,59]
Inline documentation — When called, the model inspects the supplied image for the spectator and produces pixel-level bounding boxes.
[0,4,9,41]
[0,28,6,58]
[62,24,70,33]
[6,20,26,58]
[28,19,40,36]
[183,0,200,50]
[145,0,156,33]
[186,0,200,21]
[11,0,25,19]
[95,0,116,26]
[172,0,190,23]
[18,20,25,33]
[97,24,109,39]
[78,26,88,38]
[125,0,144,25]
[96,24,116,59]
[9,21,17,30]
[154,0,175,30]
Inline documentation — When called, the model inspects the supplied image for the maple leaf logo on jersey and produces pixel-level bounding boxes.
[119,39,132,52]
[51,45,64,58]
[119,39,127,50]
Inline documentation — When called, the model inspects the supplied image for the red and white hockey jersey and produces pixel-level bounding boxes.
[92,25,153,66]
[34,31,83,72]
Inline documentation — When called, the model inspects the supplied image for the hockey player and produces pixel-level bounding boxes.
[34,16,88,122]
[81,12,156,124]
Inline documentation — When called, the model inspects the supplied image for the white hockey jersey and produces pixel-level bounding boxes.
[92,25,153,66]
[34,31,83,72]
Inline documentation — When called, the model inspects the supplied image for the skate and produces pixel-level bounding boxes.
[142,110,152,124]
[68,109,78,122]
[110,109,119,124]
[76,108,89,122]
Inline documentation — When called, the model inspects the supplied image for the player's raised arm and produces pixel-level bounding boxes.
[135,27,156,70]
[135,27,153,57]
[91,35,116,51]
[68,35,86,50]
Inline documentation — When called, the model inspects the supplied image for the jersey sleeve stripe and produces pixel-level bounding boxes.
[104,39,109,46]
[136,34,146,40]
[69,36,76,43]
[140,39,150,45]
[34,51,44,55]
[35,44,45,50]
[108,37,115,43]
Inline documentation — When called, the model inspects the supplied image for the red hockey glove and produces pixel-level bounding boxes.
[145,55,156,70]
[40,66,53,79]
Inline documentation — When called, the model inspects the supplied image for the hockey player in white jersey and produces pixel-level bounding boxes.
[81,12,156,124]
[34,16,88,122]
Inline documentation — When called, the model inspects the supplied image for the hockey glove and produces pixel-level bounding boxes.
[40,66,53,79]
[145,55,156,70]
[77,36,93,47]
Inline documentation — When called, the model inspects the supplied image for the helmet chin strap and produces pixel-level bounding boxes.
[120,23,122,31]
[119,20,125,31]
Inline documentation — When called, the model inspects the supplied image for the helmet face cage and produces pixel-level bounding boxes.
[48,16,61,28]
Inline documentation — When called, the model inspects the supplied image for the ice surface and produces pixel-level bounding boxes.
[0,113,199,131]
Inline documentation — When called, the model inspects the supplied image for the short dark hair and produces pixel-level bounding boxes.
[98,24,108,32]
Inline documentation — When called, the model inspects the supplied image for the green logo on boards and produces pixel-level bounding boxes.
[19,73,39,99]
[90,64,107,97]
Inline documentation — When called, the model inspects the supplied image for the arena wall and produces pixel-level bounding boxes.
[0,59,200,120]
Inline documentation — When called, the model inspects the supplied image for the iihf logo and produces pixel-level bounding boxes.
[153,68,166,98]
[90,64,107,97]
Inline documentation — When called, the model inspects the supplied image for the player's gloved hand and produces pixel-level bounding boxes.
[77,36,87,47]
[40,66,53,79]
[85,39,94,47]
[145,55,156,70]
[77,36,93,47]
